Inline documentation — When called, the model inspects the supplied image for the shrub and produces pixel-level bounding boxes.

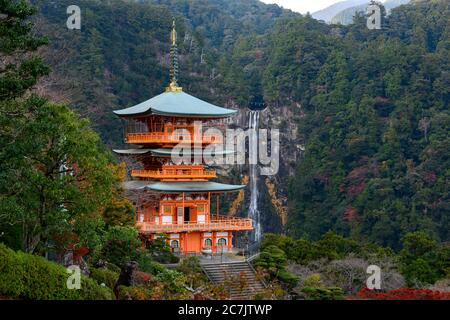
[146,235,180,264]
[90,268,119,289]
[116,285,152,300]
[302,286,344,300]
[399,232,450,285]
[0,244,113,300]
[136,253,166,275]
[300,273,343,300]
[255,245,299,288]
[303,274,322,288]
[277,269,299,288]
[177,257,208,289]
[100,226,142,267]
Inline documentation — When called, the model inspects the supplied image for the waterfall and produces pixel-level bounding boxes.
[248,110,261,243]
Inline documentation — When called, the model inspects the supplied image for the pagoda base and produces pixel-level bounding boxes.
[146,231,235,255]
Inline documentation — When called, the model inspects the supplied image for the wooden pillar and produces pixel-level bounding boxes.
[212,232,216,256]
[216,194,219,220]
[180,233,184,254]
[182,192,185,222]
[207,192,211,222]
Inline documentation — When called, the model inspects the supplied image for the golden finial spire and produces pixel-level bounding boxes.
[171,19,177,46]
[166,18,183,92]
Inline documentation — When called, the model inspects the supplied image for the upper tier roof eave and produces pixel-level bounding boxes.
[113,91,236,118]
[113,148,236,157]
[123,181,245,193]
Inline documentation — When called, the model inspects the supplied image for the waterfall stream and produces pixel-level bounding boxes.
[248,110,262,243]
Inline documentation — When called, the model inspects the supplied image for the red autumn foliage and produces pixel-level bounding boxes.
[340,166,367,197]
[353,288,450,300]
[133,271,152,284]
[344,206,358,221]
[374,96,390,104]
[347,184,366,196]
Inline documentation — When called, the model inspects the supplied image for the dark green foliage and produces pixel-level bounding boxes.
[1,100,116,255]
[0,0,48,100]
[399,231,450,286]
[300,272,345,299]
[261,232,449,289]
[146,234,180,264]
[100,226,142,267]
[135,254,167,275]
[0,243,113,299]
[176,256,208,289]
[285,0,450,249]
[261,232,393,266]
[255,244,299,288]
[102,200,135,227]
[302,286,344,300]
[90,267,119,290]
[1,0,119,258]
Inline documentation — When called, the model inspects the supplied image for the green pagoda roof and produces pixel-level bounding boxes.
[113,91,236,118]
[113,148,235,157]
[123,181,245,193]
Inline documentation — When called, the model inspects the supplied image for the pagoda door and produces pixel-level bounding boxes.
[184,207,191,223]
[177,207,183,224]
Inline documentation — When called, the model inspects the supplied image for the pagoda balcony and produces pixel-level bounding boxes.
[126,132,221,145]
[136,217,253,233]
[131,166,217,181]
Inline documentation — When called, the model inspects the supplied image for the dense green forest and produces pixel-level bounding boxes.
[30,0,450,249]
[0,0,449,300]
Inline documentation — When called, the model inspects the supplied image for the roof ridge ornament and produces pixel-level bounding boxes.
[166,19,183,93]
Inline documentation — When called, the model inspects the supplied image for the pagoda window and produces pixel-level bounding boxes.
[162,205,172,215]
[217,238,227,247]
[162,216,172,224]
[176,207,183,224]
[204,238,212,248]
[126,119,148,134]
[197,214,205,224]
[197,204,206,214]
[170,240,180,252]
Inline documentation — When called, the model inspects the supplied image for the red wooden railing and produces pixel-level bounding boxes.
[131,168,216,180]
[136,217,253,233]
[126,132,221,144]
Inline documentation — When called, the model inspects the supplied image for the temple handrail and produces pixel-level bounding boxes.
[126,132,221,143]
[131,168,217,178]
[136,217,253,232]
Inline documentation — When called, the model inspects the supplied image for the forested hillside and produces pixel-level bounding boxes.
[32,0,296,145]
[31,0,450,250]
[1,0,449,301]
[284,1,450,249]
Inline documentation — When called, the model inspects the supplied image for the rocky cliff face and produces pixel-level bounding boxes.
[224,103,303,235]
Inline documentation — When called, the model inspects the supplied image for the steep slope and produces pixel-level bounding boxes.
[331,0,411,25]
[312,0,368,22]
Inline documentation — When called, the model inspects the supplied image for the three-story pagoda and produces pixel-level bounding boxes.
[113,21,252,255]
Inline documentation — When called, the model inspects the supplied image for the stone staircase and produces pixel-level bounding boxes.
[201,261,265,299]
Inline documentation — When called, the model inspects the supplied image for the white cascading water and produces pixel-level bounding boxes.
[248,110,262,243]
